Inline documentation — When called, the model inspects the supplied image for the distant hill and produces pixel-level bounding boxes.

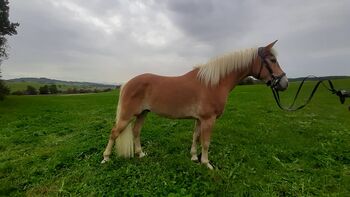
[239,75,350,85]
[288,76,350,82]
[6,75,349,89]
[6,77,117,88]
[5,77,119,93]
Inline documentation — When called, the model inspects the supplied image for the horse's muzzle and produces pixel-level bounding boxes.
[268,74,288,91]
[276,75,288,91]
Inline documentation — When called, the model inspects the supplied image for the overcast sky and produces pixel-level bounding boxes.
[3,0,350,84]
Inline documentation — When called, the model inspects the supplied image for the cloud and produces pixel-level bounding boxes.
[3,0,350,83]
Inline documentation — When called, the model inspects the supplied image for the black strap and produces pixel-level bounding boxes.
[271,76,349,111]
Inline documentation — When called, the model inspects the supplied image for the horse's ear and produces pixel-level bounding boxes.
[265,40,278,50]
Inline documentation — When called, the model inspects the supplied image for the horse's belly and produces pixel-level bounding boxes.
[149,104,198,119]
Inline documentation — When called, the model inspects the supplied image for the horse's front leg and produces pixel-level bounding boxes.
[190,120,201,161]
[200,116,216,170]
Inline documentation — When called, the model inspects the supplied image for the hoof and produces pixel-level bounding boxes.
[191,155,198,161]
[101,157,110,164]
[138,152,147,158]
[204,162,214,170]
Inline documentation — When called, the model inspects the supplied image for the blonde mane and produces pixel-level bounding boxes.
[195,48,258,86]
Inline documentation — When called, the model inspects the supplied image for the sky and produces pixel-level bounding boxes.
[2,0,350,84]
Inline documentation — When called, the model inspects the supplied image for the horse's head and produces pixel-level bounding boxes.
[252,40,288,91]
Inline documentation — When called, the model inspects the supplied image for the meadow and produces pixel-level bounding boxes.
[0,79,349,196]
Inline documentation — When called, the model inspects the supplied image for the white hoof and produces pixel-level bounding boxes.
[204,162,214,170]
[139,152,146,158]
[191,155,198,161]
[101,157,110,164]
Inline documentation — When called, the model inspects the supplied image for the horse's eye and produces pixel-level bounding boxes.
[270,59,277,63]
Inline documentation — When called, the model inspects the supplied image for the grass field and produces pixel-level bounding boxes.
[5,81,44,92]
[0,79,349,196]
[5,82,73,93]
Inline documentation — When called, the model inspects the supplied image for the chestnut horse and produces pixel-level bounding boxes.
[102,41,288,169]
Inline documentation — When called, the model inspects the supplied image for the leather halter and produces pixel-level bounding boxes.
[256,48,349,111]
[257,47,286,90]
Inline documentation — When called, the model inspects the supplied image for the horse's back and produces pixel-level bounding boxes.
[124,71,199,93]
[121,71,202,118]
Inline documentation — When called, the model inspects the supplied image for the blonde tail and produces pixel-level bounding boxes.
[115,84,134,158]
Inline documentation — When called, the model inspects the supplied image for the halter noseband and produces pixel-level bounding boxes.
[257,47,286,90]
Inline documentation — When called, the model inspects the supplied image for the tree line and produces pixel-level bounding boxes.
[12,85,113,95]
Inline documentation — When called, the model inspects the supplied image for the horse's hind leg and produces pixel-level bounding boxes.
[190,120,201,161]
[200,117,216,170]
[101,118,131,163]
[133,111,148,158]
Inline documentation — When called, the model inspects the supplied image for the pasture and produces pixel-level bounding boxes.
[0,79,349,196]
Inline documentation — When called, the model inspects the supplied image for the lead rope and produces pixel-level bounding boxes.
[271,76,350,111]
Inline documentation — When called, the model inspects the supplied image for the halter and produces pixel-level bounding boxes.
[256,47,349,111]
[257,47,286,90]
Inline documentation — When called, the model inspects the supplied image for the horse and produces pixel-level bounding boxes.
[101,40,288,169]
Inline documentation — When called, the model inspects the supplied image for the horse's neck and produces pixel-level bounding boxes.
[219,67,251,92]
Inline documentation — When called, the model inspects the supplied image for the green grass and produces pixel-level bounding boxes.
[0,79,349,196]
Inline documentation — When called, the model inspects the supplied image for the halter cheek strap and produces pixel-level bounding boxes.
[256,59,264,80]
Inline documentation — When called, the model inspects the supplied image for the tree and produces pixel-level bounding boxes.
[39,85,49,94]
[11,90,24,95]
[0,75,9,100]
[0,0,19,100]
[49,84,58,94]
[26,85,38,95]
[0,0,19,60]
